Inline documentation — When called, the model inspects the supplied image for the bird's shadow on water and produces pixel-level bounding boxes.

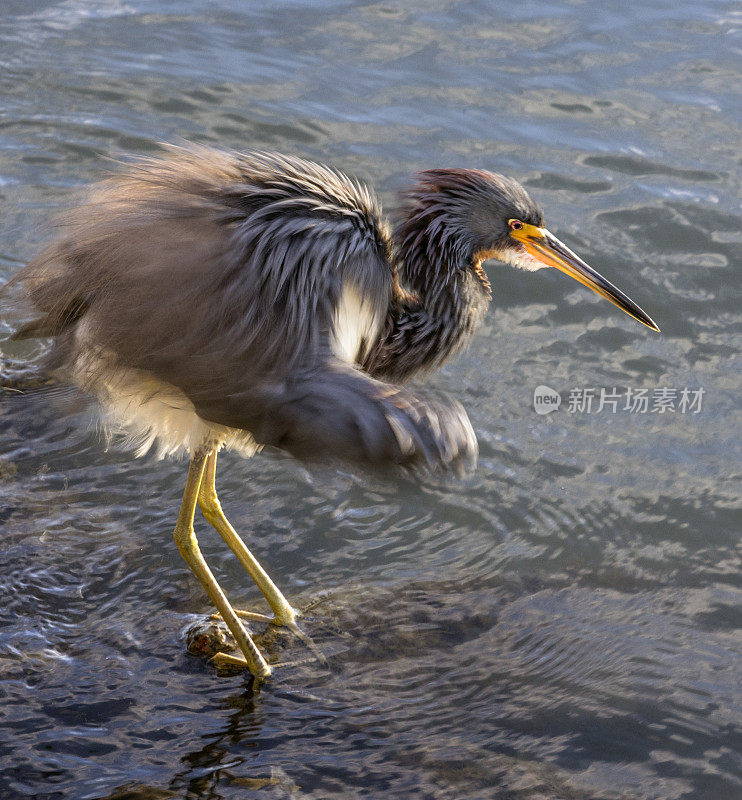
[81,682,302,799]
[164,688,302,800]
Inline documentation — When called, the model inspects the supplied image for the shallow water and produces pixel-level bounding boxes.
[0,2,740,799]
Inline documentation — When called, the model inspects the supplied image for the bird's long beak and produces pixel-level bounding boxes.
[509,222,659,332]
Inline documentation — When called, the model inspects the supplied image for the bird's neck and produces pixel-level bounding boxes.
[362,241,491,383]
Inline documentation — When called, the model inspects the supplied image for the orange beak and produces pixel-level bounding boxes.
[509,222,660,332]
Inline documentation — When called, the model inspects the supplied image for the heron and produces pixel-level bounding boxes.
[5,144,658,680]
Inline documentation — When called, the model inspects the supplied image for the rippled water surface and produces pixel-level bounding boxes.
[1,2,740,799]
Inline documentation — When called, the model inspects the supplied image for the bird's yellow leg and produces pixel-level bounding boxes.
[174,449,271,679]
[197,450,298,627]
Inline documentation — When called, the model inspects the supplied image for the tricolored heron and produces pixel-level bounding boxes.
[6,145,658,680]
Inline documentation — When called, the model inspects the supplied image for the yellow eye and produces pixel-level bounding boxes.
[509,219,524,231]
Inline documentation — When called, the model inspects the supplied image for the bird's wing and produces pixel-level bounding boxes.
[5,147,476,470]
[8,147,394,380]
[190,354,477,471]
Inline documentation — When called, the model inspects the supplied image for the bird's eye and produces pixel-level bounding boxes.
[509,220,524,231]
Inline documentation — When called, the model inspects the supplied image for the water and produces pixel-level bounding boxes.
[0,2,740,798]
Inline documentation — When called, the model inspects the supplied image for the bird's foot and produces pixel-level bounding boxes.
[210,605,298,627]
[210,650,324,673]
[210,652,257,670]
[211,609,273,624]
[253,614,327,666]
[229,597,351,644]
[199,606,326,670]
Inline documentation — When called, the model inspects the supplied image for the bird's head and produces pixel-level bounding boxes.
[398,168,659,332]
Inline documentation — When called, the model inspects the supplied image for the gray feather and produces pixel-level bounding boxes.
[5,144,483,470]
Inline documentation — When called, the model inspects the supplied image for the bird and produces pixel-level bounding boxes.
[4,144,658,680]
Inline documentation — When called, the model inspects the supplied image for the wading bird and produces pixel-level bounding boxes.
[6,145,658,679]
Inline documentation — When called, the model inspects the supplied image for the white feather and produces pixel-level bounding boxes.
[70,322,259,459]
[498,246,548,273]
[332,282,384,364]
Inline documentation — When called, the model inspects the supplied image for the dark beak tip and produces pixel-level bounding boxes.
[639,312,661,333]
[630,312,660,334]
